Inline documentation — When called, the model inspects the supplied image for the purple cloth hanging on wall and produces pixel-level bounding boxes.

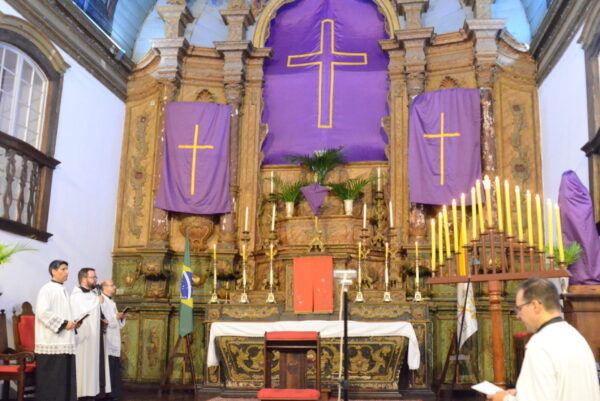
[558,170,600,285]
[301,183,330,216]
[408,88,481,205]
[261,0,389,165]
[155,102,231,214]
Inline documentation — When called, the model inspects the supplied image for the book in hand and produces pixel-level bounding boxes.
[121,306,130,314]
[74,313,89,325]
[472,381,504,396]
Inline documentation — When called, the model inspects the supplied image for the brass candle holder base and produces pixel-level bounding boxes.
[266,291,276,304]
[383,291,391,303]
[354,291,364,303]
[209,292,219,304]
[239,291,249,304]
[413,290,423,302]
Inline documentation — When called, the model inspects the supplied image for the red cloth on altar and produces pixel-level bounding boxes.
[293,256,333,313]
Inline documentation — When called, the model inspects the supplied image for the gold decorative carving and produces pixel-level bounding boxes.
[145,327,160,369]
[221,305,280,319]
[128,114,150,238]
[216,336,407,390]
[145,279,167,298]
[439,76,461,89]
[208,308,221,321]
[195,89,217,103]
[177,213,215,252]
[350,304,412,319]
[508,102,531,186]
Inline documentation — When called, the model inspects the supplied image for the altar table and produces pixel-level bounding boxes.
[207,320,420,370]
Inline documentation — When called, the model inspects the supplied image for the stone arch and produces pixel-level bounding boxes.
[251,0,400,47]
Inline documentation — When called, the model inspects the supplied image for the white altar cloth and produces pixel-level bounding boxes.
[207,320,420,370]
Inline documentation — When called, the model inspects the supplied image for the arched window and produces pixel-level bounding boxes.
[0,43,49,149]
[0,17,68,241]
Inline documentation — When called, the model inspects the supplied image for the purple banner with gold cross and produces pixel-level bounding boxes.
[155,102,231,214]
[408,88,481,205]
[260,0,389,164]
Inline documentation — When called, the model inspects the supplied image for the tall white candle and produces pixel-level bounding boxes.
[389,200,394,228]
[244,206,249,231]
[270,171,274,193]
[384,242,389,286]
[363,203,367,229]
[271,203,276,231]
[377,167,381,191]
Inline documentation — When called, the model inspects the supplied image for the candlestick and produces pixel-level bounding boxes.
[547,198,554,256]
[244,206,249,231]
[269,242,274,260]
[384,242,389,286]
[270,171,274,193]
[389,200,394,228]
[242,244,246,261]
[431,219,436,270]
[495,176,504,231]
[526,190,534,246]
[471,187,478,240]
[535,194,544,251]
[356,241,364,303]
[271,203,276,231]
[415,241,419,285]
[242,259,247,289]
[483,175,493,227]
[362,203,367,229]
[438,212,443,265]
[377,167,381,191]
[475,180,485,233]
[452,199,459,253]
[515,186,523,241]
[443,205,451,258]
[505,180,513,236]
[555,203,564,262]
[213,243,216,260]
[460,193,468,247]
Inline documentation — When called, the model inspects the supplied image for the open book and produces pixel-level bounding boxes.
[74,313,89,325]
[472,381,504,396]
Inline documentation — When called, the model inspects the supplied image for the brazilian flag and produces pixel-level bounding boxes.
[179,233,193,337]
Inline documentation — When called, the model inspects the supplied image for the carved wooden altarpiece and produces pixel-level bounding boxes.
[111,0,546,395]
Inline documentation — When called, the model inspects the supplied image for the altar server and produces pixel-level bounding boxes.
[70,267,111,399]
[100,280,126,400]
[35,260,78,401]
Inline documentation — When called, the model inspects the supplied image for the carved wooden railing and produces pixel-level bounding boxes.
[0,130,59,241]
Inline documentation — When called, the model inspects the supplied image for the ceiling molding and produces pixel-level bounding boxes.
[530,0,591,84]
[6,0,135,101]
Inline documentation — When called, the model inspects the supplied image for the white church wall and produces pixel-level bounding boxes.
[538,27,589,205]
[0,2,125,348]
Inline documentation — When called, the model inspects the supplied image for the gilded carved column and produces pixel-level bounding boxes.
[394,0,432,242]
[465,0,505,175]
[214,0,254,249]
[141,2,192,288]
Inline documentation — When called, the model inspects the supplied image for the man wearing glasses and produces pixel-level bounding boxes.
[488,276,600,401]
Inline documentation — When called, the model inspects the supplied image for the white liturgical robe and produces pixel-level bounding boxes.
[506,321,600,401]
[35,281,75,354]
[70,287,111,398]
[100,295,125,357]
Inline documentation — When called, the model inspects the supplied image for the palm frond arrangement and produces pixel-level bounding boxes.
[328,177,373,200]
[0,242,36,266]
[274,177,310,203]
[284,147,347,184]
[546,241,582,267]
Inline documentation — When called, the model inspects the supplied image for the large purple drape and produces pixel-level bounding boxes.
[155,102,231,214]
[408,88,481,205]
[261,0,389,164]
[558,170,600,285]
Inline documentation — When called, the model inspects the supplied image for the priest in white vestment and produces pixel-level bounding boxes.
[488,277,600,401]
[70,267,111,399]
[100,280,126,400]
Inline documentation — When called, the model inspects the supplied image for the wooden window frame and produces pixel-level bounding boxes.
[0,26,64,241]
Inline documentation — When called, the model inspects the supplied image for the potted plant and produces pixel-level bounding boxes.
[284,147,347,185]
[328,177,373,216]
[275,178,310,217]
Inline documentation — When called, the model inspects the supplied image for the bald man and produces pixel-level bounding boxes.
[100,280,126,401]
